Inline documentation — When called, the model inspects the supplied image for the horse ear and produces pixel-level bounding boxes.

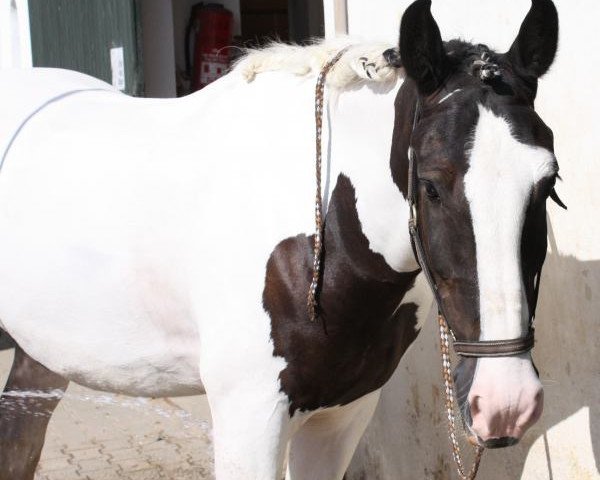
[506,0,559,78]
[399,0,449,95]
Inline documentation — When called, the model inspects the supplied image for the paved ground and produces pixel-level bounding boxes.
[0,349,215,479]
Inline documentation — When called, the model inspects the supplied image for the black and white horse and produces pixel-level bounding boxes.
[0,0,560,478]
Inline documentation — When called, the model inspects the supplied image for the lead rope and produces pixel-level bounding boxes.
[439,314,485,479]
[409,100,485,478]
[308,47,349,321]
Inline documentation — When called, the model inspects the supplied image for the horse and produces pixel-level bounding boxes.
[0,0,561,478]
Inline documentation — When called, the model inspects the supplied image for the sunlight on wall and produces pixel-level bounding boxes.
[524,407,597,480]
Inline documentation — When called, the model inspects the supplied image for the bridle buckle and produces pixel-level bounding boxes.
[409,202,417,226]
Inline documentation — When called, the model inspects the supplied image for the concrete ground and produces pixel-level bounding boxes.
[0,349,215,480]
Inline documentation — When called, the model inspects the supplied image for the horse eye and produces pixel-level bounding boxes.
[423,181,440,200]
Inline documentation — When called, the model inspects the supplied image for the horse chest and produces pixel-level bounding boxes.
[263,175,420,414]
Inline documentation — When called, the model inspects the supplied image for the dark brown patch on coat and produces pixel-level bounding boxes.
[263,174,420,414]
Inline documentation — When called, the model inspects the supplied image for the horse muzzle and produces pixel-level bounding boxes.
[464,356,544,447]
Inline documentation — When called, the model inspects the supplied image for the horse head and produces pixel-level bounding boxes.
[392,0,561,448]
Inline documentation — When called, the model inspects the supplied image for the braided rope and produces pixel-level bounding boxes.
[471,51,501,82]
[307,47,349,321]
[438,314,485,479]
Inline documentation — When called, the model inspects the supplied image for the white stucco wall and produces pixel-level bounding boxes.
[323,1,600,479]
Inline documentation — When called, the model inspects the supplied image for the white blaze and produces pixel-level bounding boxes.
[464,105,555,341]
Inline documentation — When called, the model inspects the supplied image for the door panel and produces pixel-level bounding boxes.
[28,0,143,96]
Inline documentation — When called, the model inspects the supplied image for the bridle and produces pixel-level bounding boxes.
[407,96,542,479]
[406,96,537,359]
[308,50,541,480]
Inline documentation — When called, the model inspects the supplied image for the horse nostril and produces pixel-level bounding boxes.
[534,389,544,404]
[524,389,544,427]
[469,395,482,417]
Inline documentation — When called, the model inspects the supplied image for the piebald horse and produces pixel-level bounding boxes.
[0,0,561,478]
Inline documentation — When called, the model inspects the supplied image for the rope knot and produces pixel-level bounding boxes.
[470,49,502,82]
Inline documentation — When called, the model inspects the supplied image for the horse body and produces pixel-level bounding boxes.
[0,0,562,477]
[0,53,426,478]
[0,64,410,394]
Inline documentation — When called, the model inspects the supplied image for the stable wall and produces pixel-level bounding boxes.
[327,1,600,479]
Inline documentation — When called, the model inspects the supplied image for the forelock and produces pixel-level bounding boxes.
[444,39,538,102]
[445,40,502,81]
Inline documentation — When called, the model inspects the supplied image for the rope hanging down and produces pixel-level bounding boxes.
[439,315,485,479]
[408,97,486,480]
[307,47,349,321]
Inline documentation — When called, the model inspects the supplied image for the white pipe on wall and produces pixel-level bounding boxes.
[0,0,12,68]
[15,0,32,68]
[323,0,348,38]
[0,0,32,69]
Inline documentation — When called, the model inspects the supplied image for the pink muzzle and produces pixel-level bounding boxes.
[466,356,543,446]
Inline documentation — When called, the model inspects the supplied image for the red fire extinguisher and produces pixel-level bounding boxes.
[186,3,234,91]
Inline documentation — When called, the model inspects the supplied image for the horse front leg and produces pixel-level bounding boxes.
[0,343,69,480]
[286,390,381,480]
[209,388,294,480]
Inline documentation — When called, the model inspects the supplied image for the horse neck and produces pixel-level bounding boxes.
[389,79,420,199]
[323,78,419,276]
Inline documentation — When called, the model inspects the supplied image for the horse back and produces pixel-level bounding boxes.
[0,68,116,160]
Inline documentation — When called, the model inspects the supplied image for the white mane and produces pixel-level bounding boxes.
[233,37,401,89]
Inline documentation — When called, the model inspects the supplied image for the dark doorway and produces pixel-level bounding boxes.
[240,0,324,47]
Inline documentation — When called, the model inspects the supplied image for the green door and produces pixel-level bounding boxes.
[28,0,143,96]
